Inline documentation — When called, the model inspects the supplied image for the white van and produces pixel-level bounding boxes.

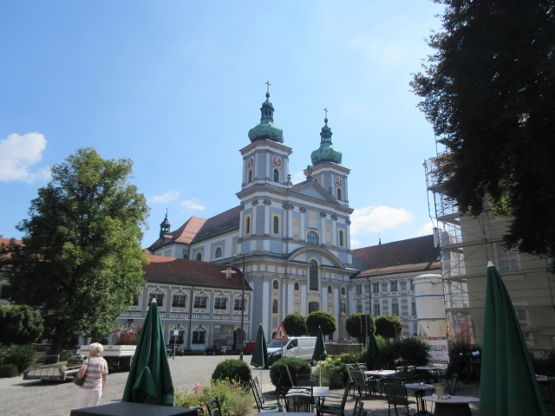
[267,336,317,365]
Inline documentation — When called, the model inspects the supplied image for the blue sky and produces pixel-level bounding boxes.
[0,1,444,250]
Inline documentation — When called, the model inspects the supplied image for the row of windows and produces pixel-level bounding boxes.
[147,293,244,311]
[355,280,416,295]
[271,298,321,314]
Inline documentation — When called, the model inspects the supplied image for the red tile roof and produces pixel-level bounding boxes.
[191,206,241,243]
[148,216,207,251]
[144,254,251,290]
[352,235,441,277]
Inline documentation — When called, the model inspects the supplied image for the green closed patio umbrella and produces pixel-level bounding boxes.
[367,330,380,365]
[251,324,269,370]
[122,298,174,405]
[312,326,328,386]
[480,262,546,416]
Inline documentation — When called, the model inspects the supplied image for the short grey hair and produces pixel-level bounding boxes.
[89,342,104,356]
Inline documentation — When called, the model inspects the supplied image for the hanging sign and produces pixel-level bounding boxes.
[274,322,289,341]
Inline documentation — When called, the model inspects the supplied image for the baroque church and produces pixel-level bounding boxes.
[148,86,359,342]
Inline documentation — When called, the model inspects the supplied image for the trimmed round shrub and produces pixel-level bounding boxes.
[212,359,252,385]
[269,357,311,389]
[3,346,37,373]
[0,363,19,378]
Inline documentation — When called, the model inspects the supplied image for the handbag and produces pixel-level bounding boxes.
[73,359,88,386]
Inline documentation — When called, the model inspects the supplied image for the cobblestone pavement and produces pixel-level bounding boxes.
[0,355,263,416]
[0,356,481,416]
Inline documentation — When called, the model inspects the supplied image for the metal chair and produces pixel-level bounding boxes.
[319,383,351,416]
[381,378,417,416]
[446,373,459,396]
[351,370,370,399]
[285,391,313,413]
[205,399,222,416]
[249,378,283,412]
[296,373,319,386]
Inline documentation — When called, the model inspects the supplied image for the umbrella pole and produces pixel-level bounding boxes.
[319,362,321,386]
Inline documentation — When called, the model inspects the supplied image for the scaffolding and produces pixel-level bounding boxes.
[424,155,474,344]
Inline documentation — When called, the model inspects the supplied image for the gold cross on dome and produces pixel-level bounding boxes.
[265,81,271,94]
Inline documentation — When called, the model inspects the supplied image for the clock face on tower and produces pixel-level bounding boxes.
[247,156,255,169]
[272,155,282,168]
[335,177,343,188]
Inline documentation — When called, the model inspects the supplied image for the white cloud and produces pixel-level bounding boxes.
[0,133,49,183]
[417,221,435,236]
[180,199,206,211]
[150,191,180,204]
[351,205,413,235]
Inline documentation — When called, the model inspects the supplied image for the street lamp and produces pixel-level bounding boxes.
[239,254,246,361]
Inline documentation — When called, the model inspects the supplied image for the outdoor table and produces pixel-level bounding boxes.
[422,395,479,416]
[288,386,330,398]
[364,370,397,377]
[537,374,549,382]
[405,383,434,415]
[415,365,447,382]
[70,402,198,416]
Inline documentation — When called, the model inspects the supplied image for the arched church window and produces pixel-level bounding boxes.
[273,280,279,289]
[307,231,319,245]
[215,247,222,258]
[309,260,319,291]
[328,285,332,294]
[341,287,346,296]
[245,216,251,235]
[308,301,319,313]
[273,169,279,182]
[196,252,202,261]
[294,282,300,291]
[248,169,253,183]
[272,299,278,314]
[339,230,344,247]
[337,188,342,201]
[272,215,280,234]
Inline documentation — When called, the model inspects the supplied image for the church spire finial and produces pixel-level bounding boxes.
[323,107,329,124]
[265,80,271,98]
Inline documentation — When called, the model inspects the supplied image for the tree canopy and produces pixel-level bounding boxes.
[0,148,149,353]
[346,313,374,343]
[283,313,308,336]
[374,315,403,339]
[0,304,44,345]
[306,311,336,337]
[411,0,555,261]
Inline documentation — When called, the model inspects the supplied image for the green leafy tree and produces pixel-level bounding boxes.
[411,0,555,262]
[0,148,149,353]
[374,315,403,339]
[0,304,44,345]
[282,313,307,336]
[306,311,336,337]
[346,313,373,343]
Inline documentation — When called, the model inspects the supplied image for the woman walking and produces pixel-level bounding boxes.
[75,342,109,408]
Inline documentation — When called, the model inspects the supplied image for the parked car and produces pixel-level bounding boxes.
[204,345,227,355]
[167,345,185,356]
[242,341,256,355]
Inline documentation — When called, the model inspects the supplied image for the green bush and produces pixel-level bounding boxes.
[212,359,252,385]
[174,379,253,416]
[2,345,36,373]
[0,363,19,378]
[447,341,481,377]
[319,356,351,388]
[377,337,430,369]
[0,346,10,365]
[269,357,311,389]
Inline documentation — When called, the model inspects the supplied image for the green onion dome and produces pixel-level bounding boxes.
[248,91,284,143]
[311,116,342,165]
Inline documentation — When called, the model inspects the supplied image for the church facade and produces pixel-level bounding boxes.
[149,88,359,342]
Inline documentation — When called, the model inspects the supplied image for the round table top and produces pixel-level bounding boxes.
[422,395,479,404]
[364,369,397,377]
[405,383,434,390]
[416,365,447,371]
